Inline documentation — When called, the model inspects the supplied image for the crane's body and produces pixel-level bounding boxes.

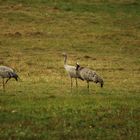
[64,65,77,78]
[76,63,104,89]
[0,66,19,90]
[63,53,78,88]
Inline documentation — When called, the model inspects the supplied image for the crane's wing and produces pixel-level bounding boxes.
[0,66,14,78]
[79,68,96,81]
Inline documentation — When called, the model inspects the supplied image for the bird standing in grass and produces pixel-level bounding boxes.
[76,63,104,90]
[62,53,79,88]
[0,66,19,90]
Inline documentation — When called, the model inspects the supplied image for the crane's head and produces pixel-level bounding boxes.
[12,73,19,81]
[98,78,104,88]
[76,62,80,70]
[95,75,104,88]
[62,52,67,57]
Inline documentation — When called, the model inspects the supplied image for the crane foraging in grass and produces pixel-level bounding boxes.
[76,63,104,90]
[62,53,79,88]
[0,66,19,90]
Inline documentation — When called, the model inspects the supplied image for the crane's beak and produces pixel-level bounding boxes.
[14,77,18,81]
[14,76,22,82]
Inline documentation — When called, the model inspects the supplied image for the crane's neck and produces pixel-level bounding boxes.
[64,55,67,65]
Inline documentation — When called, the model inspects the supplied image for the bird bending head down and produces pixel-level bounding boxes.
[0,66,19,90]
[76,62,104,88]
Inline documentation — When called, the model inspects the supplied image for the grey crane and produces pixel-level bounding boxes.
[76,63,104,90]
[0,66,19,90]
[62,53,79,88]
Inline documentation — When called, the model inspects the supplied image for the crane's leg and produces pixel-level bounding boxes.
[71,78,73,89]
[87,81,89,91]
[76,78,78,88]
[2,78,5,91]
[5,78,10,85]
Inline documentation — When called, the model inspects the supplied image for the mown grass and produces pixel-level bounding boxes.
[0,0,140,139]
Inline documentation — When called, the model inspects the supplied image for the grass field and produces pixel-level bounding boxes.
[0,0,140,139]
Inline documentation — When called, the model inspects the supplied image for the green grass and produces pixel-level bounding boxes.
[0,0,140,139]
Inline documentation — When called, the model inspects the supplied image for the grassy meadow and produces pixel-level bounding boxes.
[0,0,140,139]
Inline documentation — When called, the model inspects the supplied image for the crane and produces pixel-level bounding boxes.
[76,63,104,90]
[62,53,79,88]
[0,66,19,90]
